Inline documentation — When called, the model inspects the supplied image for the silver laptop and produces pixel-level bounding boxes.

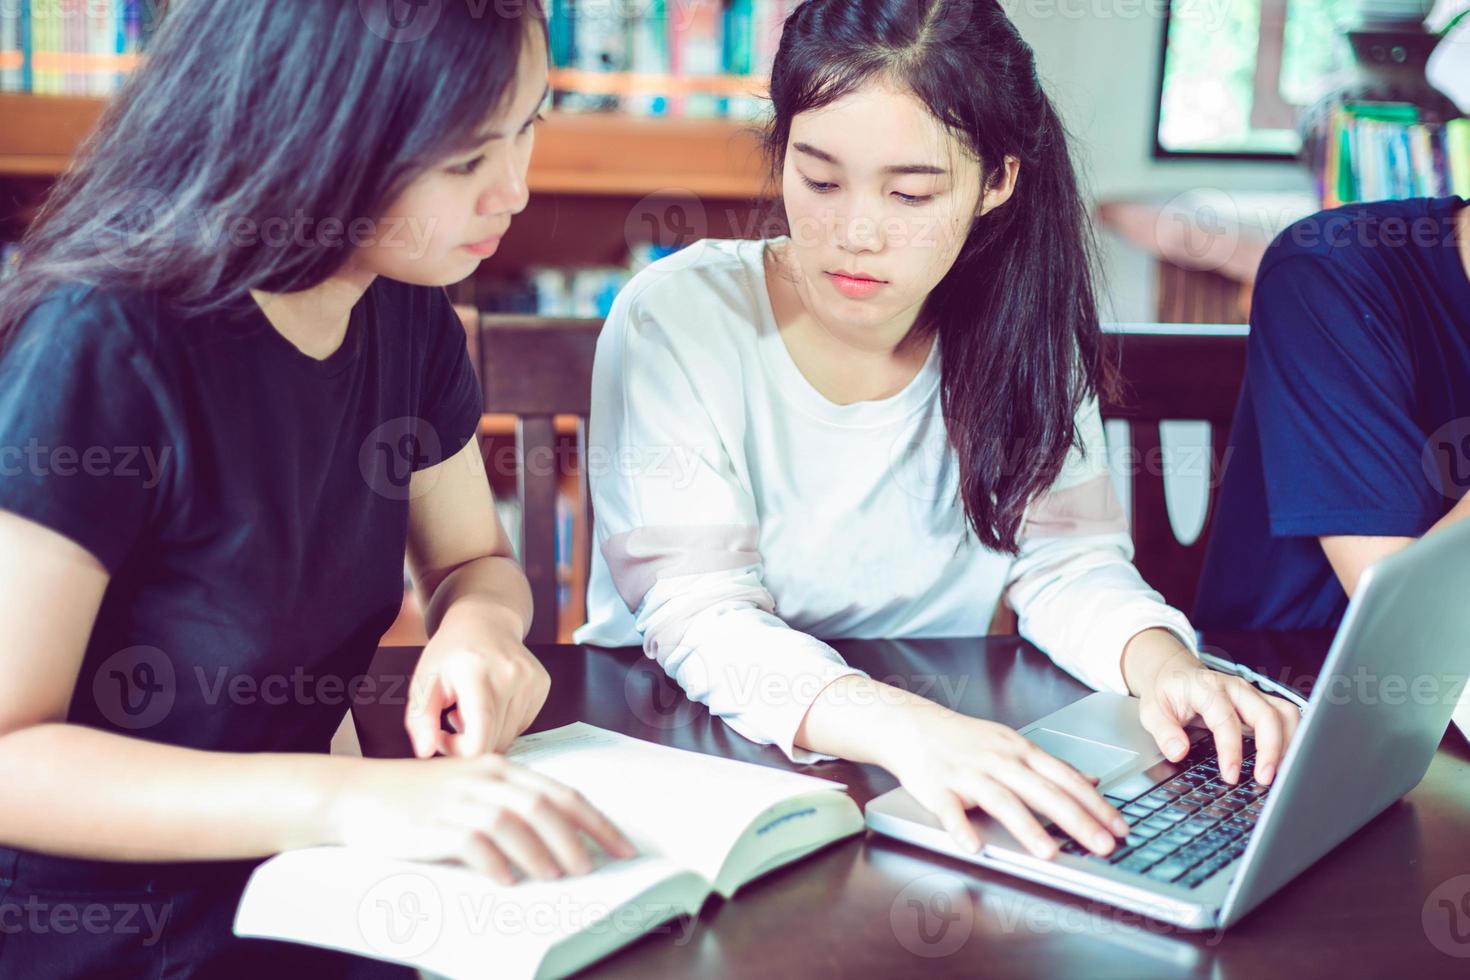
[865,517,1470,930]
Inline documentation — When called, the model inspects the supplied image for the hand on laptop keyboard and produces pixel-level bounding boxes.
[1121,631,1302,787]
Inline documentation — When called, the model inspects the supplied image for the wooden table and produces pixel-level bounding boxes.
[352,632,1470,978]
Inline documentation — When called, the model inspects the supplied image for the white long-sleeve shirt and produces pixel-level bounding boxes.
[573,237,1200,762]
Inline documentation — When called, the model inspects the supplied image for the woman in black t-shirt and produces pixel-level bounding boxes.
[0,2,632,975]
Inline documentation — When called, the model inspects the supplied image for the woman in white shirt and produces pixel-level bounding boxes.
[577,0,1300,860]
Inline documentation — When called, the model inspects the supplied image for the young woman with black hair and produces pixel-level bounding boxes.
[577,0,1301,861]
[0,2,631,974]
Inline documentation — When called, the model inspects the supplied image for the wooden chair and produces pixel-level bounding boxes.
[478,316,1248,642]
[478,315,602,644]
[1099,324,1248,615]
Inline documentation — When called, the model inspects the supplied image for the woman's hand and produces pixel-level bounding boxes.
[1122,628,1301,786]
[405,607,550,758]
[330,755,637,884]
[797,677,1129,860]
[876,700,1130,860]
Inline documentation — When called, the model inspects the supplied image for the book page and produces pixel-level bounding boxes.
[1454,677,1469,740]
[507,723,849,883]
[234,845,700,980]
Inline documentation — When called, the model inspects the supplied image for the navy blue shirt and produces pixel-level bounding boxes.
[0,277,481,754]
[1194,195,1470,631]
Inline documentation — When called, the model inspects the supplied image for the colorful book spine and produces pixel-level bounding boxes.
[1448,118,1470,198]
[1317,101,1469,207]
[627,0,669,116]
[0,1,19,92]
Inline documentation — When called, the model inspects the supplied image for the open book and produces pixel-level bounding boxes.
[233,723,864,979]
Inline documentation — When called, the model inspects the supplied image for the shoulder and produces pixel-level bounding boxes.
[602,239,769,357]
[5,281,168,371]
[1255,196,1449,297]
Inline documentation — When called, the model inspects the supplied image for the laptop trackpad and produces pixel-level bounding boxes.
[1026,728,1139,779]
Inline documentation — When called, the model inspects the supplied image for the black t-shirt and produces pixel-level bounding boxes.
[0,276,481,754]
[1194,195,1470,630]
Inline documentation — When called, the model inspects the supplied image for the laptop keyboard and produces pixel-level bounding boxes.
[1055,730,1269,889]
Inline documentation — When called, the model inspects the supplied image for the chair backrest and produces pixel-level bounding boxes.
[1099,324,1248,614]
[478,316,1248,642]
[478,315,601,644]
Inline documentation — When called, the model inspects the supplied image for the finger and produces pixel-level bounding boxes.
[913,786,981,853]
[1227,682,1285,785]
[1267,696,1302,775]
[1138,696,1192,764]
[475,804,562,881]
[997,764,1116,856]
[404,673,449,759]
[440,659,497,758]
[1193,676,1245,783]
[456,829,515,885]
[961,775,1056,859]
[503,786,605,876]
[1024,750,1129,837]
[502,767,637,860]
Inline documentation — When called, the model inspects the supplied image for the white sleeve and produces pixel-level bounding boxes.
[1003,396,1201,694]
[586,286,866,763]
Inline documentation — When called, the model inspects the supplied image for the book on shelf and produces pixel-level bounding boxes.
[0,0,161,96]
[548,0,791,118]
[476,242,681,318]
[233,722,864,980]
[1312,101,1470,206]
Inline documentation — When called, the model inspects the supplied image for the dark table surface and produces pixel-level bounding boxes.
[352,631,1470,979]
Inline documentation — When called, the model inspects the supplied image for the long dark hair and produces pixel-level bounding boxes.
[763,0,1116,554]
[0,0,546,350]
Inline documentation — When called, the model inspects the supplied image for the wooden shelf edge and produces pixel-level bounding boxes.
[0,95,771,197]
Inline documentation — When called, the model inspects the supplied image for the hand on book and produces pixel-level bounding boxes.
[327,754,638,885]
